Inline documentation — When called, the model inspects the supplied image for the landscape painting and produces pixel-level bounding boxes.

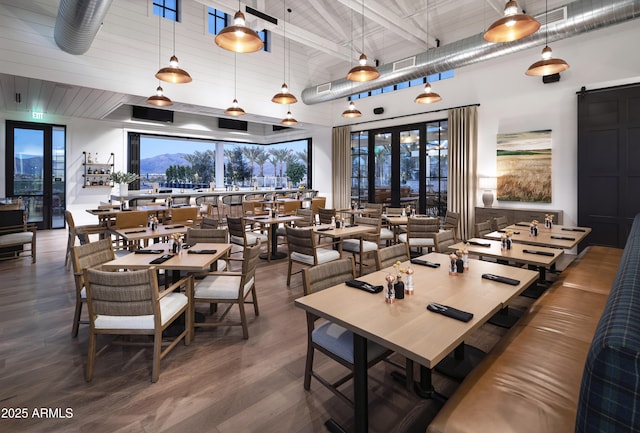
[496,129,551,203]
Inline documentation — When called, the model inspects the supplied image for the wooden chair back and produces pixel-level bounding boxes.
[434,230,456,253]
[493,216,509,231]
[295,208,314,227]
[475,220,493,238]
[302,257,355,296]
[185,228,228,244]
[317,208,336,224]
[114,211,147,229]
[443,210,460,239]
[310,197,326,214]
[170,207,198,224]
[377,243,410,270]
[407,217,440,238]
[285,225,317,258]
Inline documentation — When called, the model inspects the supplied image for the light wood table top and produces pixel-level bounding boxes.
[485,225,590,250]
[101,242,231,272]
[449,238,563,268]
[296,251,537,369]
[507,222,592,235]
[312,223,376,239]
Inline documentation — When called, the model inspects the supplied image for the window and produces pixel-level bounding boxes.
[207,7,227,35]
[153,0,178,21]
[348,70,455,101]
[257,29,270,52]
[350,120,449,216]
[131,134,311,190]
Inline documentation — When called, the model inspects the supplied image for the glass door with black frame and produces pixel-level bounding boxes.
[5,121,66,230]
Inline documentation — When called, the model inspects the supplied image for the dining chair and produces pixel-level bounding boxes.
[363,202,383,218]
[493,216,509,231]
[171,196,190,205]
[195,195,221,221]
[317,207,336,224]
[310,197,327,214]
[341,215,381,276]
[398,216,440,255]
[200,216,219,229]
[113,210,149,250]
[434,229,456,253]
[443,210,461,240]
[70,238,115,337]
[285,225,341,286]
[185,227,229,272]
[221,194,244,219]
[301,257,392,406]
[242,200,265,216]
[83,267,192,382]
[226,216,267,255]
[377,242,410,270]
[189,240,261,340]
[169,207,198,225]
[475,220,493,238]
[64,210,108,269]
[129,197,156,207]
[294,208,314,227]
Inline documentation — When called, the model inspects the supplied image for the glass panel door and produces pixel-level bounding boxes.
[5,121,65,229]
[350,131,369,206]
[425,120,448,216]
[399,129,420,211]
[373,132,392,204]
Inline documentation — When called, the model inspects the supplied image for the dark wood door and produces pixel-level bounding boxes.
[578,83,640,248]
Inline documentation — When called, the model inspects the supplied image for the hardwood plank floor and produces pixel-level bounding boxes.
[0,230,536,433]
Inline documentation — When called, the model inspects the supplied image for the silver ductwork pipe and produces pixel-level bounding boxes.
[301,0,640,105]
[54,0,114,55]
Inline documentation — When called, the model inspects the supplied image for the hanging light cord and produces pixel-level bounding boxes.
[233,52,237,99]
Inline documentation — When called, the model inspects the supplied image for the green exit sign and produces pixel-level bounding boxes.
[32,111,44,120]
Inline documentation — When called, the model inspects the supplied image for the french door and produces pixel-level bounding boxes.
[5,121,66,230]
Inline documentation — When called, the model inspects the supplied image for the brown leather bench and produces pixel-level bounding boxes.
[427,245,623,433]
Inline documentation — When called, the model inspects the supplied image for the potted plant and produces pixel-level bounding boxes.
[108,171,139,196]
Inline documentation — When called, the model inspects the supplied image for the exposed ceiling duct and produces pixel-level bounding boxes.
[301,0,640,105]
[54,0,114,55]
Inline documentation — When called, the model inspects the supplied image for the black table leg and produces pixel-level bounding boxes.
[434,342,486,381]
[488,305,522,328]
[259,223,287,260]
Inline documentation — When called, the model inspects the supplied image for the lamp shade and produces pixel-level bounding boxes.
[224,99,245,116]
[280,111,297,126]
[215,11,264,53]
[146,85,173,107]
[272,83,298,104]
[483,1,540,43]
[341,101,362,118]
[346,54,380,82]
[414,82,442,104]
[526,46,570,76]
[155,55,192,84]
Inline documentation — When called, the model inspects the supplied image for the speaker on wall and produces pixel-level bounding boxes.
[131,106,174,123]
[373,107,384,115]
[542,73,561,84]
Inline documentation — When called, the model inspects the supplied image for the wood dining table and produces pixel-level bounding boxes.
[312,223,377,257]
[295,252,538,433]
[485,222,592,250]
[243,214,303,260]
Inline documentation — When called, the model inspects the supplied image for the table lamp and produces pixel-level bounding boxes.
[479,176,498,207]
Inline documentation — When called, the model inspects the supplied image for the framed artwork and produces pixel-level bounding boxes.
[496,129,551,203]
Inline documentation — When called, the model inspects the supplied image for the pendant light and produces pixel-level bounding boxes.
[342,100,362,118]
[155,20,192,84]
[147,85,173,107]
[414,0,441,104]
[148,16,172,106]
[346,0,379,82]
[225,53,246,116]
[484,1,540,43]
[280,108,298,126]
[272,5,297,104]
[215,2,264,53]
[526,0,570,76]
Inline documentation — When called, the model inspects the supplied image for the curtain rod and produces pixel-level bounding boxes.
[336,103,480,128]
